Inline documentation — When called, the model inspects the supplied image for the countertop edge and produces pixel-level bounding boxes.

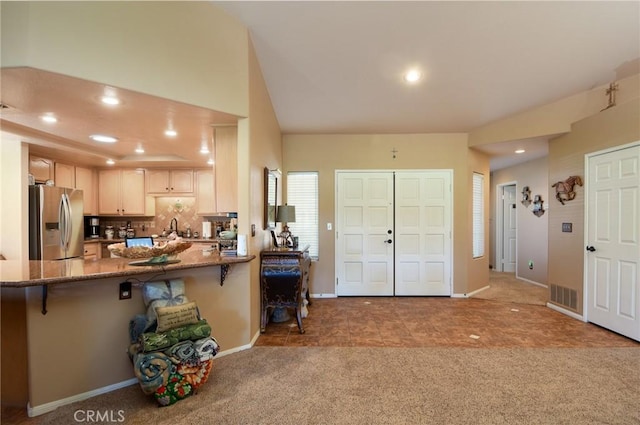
[0,255,255,288]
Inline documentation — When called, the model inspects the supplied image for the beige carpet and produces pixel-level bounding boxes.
[472,271,548,305]
[26,346,640,425]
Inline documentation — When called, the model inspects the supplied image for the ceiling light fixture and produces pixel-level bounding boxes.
[515,149,526,154]
[101,95,120,106]
[404,69,422,83]
[207,158,214,165]
[106,159,115,165]
[165,129,177,137]
[135,146,145,154]
[90,134,118,143]
[40,114,57,123]
[200,144,210,154]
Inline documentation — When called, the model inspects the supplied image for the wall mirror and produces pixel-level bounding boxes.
[264,167,278,229]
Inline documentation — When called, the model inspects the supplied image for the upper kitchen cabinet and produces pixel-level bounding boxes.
[147,169,194,194]
[213,126,238,213]
[75,166,97,216]
[29,156,54,183]
[195,168,216,215]
[98,169,154,216]
[54,162,75,188]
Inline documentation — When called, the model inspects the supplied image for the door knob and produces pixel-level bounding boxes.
[385,239,393,244]
[586,245,596,252]
[387,229,393,234]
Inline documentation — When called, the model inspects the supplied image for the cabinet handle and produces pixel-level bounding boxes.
[166,187,169,191]
[171,187,174,191]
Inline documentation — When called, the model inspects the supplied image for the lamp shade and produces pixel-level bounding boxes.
[276,205,296,223]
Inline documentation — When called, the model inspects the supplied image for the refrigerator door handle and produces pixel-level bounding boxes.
[61,193,72,251]
[59,195,67,249]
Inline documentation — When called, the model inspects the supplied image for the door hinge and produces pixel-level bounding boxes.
[336,277,339,285]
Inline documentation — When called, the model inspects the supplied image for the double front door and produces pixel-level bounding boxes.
[336,171,452,296]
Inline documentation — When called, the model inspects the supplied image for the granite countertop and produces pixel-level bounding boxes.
[86,237,220,244]
[0,249,255,287]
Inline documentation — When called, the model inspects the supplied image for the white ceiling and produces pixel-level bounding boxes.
[1,1,638,171]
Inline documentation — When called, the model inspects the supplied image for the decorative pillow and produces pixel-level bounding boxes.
[155,301,200,333]
[143,280,189,328]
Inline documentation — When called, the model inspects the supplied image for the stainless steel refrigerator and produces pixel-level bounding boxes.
[29,185,84,260]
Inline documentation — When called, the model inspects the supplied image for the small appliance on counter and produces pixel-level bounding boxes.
[85,216,101,239]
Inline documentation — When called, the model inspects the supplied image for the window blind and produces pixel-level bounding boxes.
[287,172,319,259]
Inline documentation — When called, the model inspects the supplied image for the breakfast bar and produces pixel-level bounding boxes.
[0,250,255,416]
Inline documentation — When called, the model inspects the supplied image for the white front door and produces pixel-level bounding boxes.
[586,144,640,341]
[336,172,394,296]
[395,171,452,295]
[336,170,452,296]
[501,184,517,272]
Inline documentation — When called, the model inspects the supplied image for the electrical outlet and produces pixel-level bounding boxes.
[119,282,132,300]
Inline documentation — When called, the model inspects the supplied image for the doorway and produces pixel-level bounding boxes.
[585,143,640,341]
[335,170,453,296]
[495,183,517,273]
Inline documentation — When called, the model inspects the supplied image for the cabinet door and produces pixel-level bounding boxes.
[121,169,146,215]
[54,162,75,188]
[98,169,122,215]
[170,169,194,193]
[214,127,237,212]
[147,170,170,193]
[196,169,216,215]
[75,166,97,215]
[29,156,54,183]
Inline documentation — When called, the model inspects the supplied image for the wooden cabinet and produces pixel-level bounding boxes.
[75,166,97,215]
[29,156,54,183]
[54,162,75,188]
[98,169,154,216]
[147,169,193,194]
[83,242,101,260]
[195,168,216,215]
[213,126,237,212]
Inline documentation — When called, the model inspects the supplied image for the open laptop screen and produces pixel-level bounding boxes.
[125,237,154,248]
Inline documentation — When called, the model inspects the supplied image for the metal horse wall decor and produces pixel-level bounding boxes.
[551,175,583,205]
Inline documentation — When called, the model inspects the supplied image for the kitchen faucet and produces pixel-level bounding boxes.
[170,218,178,234]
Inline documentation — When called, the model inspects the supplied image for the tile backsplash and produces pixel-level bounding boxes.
[99,197,231,238]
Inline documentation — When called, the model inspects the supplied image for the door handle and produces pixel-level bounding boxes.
[586,245,596,252]
[384,239,393,244]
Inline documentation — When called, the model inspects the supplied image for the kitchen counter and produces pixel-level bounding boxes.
[0,249,255,287]
[86,237,221,243]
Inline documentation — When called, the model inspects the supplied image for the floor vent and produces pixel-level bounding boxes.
[550,284,578,311]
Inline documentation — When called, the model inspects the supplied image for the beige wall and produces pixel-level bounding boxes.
[282,133,488,295]
[0,1,249,117]
[548,98,640,314]
[491,156,549,284]
[466,148,491,293]
[469,74,640,147]
[246,38,283,338]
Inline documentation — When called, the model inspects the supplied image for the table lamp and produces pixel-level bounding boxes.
[276,204,296,247]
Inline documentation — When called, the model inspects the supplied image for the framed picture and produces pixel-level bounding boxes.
[263,167,278,230]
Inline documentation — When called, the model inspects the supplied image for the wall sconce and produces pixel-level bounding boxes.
[532,194,545,217]
[521,186,531,207]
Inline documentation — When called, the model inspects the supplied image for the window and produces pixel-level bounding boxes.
[472,172,484,258]
[287,172,319,259]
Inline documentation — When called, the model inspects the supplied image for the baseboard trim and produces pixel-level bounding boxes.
[27,378,138,417]
[454,285,490,298]
[515,275,548,288]
[547,302,584,322]
[310,293,337,298]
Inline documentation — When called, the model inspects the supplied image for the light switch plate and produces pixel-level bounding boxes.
[562,222,572,233]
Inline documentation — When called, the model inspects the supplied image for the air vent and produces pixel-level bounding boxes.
[550,284,578,311]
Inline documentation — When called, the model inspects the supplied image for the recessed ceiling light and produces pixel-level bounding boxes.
[200,146,210,154]
[40,114,57,123]
[515,149,526,154]
[207,158,214,165]
[106,159,115,165]
[90,134,118,143]
[404,69,422,83]
[135,146,145,154]
[101,95,120,106]
[165,129,177,137]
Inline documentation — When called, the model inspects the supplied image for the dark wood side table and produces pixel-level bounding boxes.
[260,245,311,334]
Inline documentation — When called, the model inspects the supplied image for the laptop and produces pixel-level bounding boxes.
[125,236,154,248]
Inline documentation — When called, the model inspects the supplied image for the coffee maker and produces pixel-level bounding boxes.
[86,216,100,239]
